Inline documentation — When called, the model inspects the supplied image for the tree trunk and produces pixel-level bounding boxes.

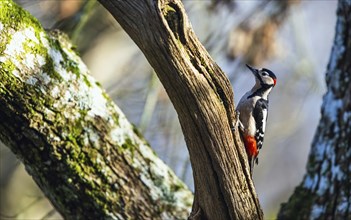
[278,0,351,219]
[0,1,192,219]
[98,0,262,219]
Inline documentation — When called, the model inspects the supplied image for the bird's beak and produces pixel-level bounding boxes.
[246,64,259,78]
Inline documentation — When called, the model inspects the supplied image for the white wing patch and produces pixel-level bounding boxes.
[262,108,268,133]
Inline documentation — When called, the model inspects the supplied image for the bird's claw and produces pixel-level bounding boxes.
[232,111,244,132]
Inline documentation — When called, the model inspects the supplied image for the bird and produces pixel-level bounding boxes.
[236,64,277,175]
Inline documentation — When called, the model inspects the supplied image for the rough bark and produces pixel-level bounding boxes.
[278,0,351,219]
[98,0,262,219]
[0,1,192,219]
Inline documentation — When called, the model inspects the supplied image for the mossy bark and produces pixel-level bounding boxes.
[0,1,192,219]
[98,0,263,219]
[278,0,351,219]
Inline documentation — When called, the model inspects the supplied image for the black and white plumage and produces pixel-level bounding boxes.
[237,64,277,174]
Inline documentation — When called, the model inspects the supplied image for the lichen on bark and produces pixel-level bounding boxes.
[0,1,193,219]
[278,0,351,219]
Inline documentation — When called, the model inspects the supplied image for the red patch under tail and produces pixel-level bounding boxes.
[243,135,258,175]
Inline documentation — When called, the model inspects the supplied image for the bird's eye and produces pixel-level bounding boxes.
[262,71,268,76]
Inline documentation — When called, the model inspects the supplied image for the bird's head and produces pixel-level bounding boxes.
[246,64,277,87]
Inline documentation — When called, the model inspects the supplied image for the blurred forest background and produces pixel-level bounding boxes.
[0,0,338,219]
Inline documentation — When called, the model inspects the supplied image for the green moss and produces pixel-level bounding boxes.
[163,4,177,14]
[95,81,102,87]
[22,36,44,56]
[67,134,79,148]
[72,121,84,138]
[163,4,178,34]
[1,5,68,82]
[121,143,129,150]
[121,138,136,158]
[0,29,10,54]
[132,124,143,139]
[0,0,43,32]
[170,181,183,192]
[49,30,68,51]
[44,57,63,81]
[0,60,16,76]
[52,147,63,161]
[278,185,317,220]
[49,31,80,73]
[49,30,78,54]
[82,75,92,87]
[162,3,186,45]
[72,161,84,176]
[63,53,80,75]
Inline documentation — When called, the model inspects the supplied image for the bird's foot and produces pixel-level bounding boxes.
[232,111,244,132]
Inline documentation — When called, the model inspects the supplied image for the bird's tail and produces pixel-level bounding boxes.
[243,135,258,176]
[249,157,255,176]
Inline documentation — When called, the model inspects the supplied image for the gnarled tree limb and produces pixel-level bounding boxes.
[98,0,262,219]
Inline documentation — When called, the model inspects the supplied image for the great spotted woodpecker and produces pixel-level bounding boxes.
[237,64,277,175]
